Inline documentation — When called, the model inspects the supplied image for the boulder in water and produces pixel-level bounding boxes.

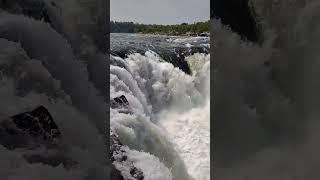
[111,95,132,114]
[0,106,76,168]
[0,106,61,149]
[111,95,129,108]
[11,106,61,141]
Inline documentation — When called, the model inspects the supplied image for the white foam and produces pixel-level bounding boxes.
[159,54,210,180]
[111,51,210,179]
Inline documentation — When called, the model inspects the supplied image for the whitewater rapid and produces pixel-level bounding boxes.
[158,53,210,180]
[110,51,210,180]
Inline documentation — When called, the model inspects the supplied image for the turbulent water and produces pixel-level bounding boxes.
[5,0,320,179]
[214,0,320,179]
[110,33,210,180]
[0,0,107,179]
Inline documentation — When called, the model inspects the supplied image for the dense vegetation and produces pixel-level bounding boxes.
[110,21,210,35]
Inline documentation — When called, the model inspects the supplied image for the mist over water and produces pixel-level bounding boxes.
[213,0,320,179]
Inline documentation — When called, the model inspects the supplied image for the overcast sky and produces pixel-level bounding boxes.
[110,0,210,25]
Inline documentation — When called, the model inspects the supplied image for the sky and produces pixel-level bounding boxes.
[110,0,210,25]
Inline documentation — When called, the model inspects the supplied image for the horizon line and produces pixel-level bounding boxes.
[110,19,210,26]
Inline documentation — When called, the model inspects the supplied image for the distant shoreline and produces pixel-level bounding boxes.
[110,21,210,36]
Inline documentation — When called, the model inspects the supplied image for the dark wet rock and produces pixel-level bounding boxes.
[111,46,208,75]
[111,33,209,75]
[11,106,61,142]
[200,33,209,37]
[112,95,129,107]
[0,106,77,168]
[211,0,261,42]
[158,46,208,74]
[130,167,144,180]
[110,131,144,180]
[110,47,146,60]
[111,95,132,114]
[110,131,124,158]
[0,106,60,149]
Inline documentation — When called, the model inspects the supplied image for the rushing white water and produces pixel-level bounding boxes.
[213,0,320,179]
[158,53,210,180]
[0,0,107,179]
[110,51,210,180]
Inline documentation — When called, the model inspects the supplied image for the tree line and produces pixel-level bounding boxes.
[110,21,210,35]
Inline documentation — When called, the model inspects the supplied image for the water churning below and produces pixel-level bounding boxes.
[110,34,210,179]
